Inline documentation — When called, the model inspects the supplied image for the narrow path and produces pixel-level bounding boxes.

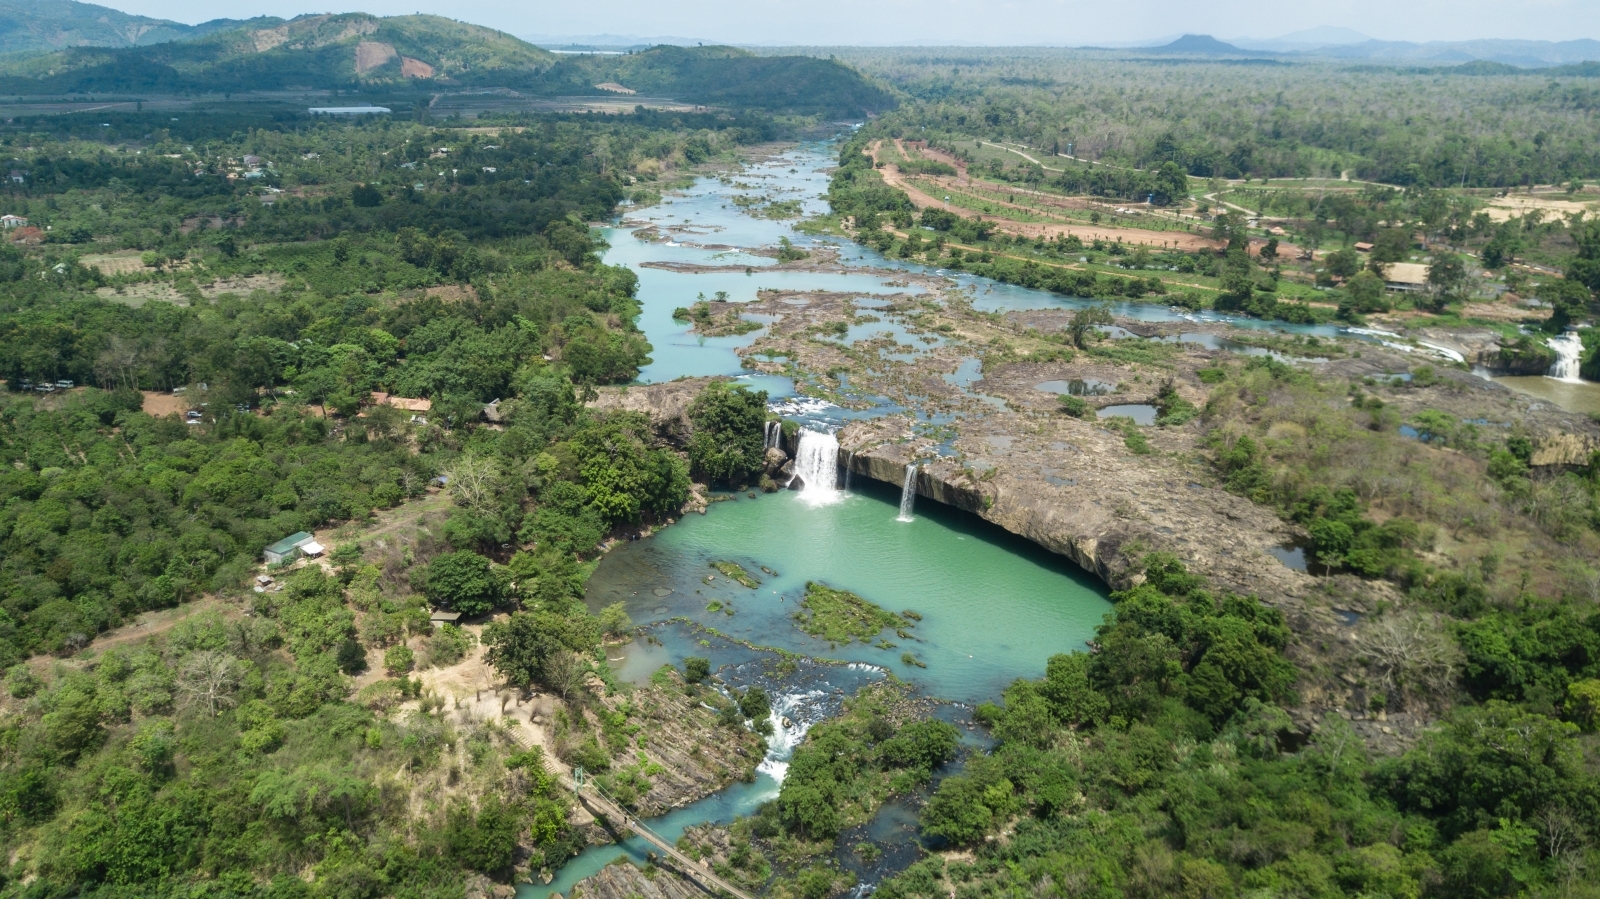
[1204,191,1261,218]
[873,140,1218,252]
[577,789,757,899]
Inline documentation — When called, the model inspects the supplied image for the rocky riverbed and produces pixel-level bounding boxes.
[557,136,1600,899]
[590,262,1600,762]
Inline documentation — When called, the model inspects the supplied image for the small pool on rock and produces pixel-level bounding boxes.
[1269,543,1309,572]
[1097,403,1157,425]
[1036,378,1113,396]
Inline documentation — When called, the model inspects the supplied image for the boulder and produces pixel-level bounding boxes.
[763,446,788,474]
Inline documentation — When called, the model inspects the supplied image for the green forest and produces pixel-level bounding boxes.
[2,16,1600,899]
[0,106,781,896]
[816,48,1600,188]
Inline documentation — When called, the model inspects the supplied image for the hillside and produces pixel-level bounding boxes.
[0,12,558,92]
[0,19,895,116]
[1139,33,1275,57]
[0,0,269,54]
[529,45,896,116]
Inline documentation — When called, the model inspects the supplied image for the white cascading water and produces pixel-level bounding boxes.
[794,429,842,505]
[842,450,854,490]
[896,464,917,522]
[764,420,781,450]
[757,689,826,782]
[1547,331,1586,383]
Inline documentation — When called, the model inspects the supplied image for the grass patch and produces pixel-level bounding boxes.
[794,582,910,645]
[711,560,760,588]
[1099,416,1154,454]
[1086,339,1181,366]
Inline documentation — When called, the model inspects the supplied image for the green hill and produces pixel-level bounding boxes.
[0,15,894,116]
[0,12,557,92]
[529,45,897,117]
[0,0,266,54]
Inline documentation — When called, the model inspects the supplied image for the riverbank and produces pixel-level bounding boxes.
[553,138,1600,899]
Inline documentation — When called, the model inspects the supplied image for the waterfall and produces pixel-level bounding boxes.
[764,420,780,451]
[896,464,917,522]
[842,450,854,490]
[1547,331,1586,383]
[756,689,826,782]
[794,429,842,505]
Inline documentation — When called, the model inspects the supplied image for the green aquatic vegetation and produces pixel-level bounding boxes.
[794,582,911,645]
[1230,332,1348,359]
[1086,338,1182,366]
[711,560,761,588]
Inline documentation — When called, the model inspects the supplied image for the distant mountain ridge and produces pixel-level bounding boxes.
[1303,37,1600,68]
[1138,34,1275,58]
[0,12,895,116]
[1229,26,1372,52]
[0,12,556,90]
[522,33,715,49]
[528,44,895,115]
[0,0,271,54]
[1137,31,1600,69]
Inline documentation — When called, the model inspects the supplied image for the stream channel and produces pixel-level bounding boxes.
[522,139,1574,897]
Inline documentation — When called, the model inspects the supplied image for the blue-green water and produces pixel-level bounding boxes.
[590,477,1111,704]
[536,771,780,899]
[524,479,1108,899]
[522,140,1357,897]
[602,148,925,385]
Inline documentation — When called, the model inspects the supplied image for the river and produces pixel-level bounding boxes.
[519,138,1526,897]
[525,142,1106,899]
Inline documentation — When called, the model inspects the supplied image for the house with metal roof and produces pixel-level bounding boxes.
[1383,262,1431,293]
[264,531,316,565]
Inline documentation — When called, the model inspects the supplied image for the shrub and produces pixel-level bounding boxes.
[424,624,475,668]
[683,656,711,683]
[1058,395,1090,418]
[6,665,42,699]
[599,602,633,638]
[445,796,519,876]
[383,645,415,677]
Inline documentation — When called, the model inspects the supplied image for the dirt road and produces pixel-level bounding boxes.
[872,141,1219,252]
[874,140,1313,259]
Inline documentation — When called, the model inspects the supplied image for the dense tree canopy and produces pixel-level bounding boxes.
[0,105,774,896]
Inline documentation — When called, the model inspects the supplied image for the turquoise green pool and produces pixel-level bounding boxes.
[588,477,1111,705]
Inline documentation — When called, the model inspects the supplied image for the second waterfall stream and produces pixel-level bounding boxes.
[897,464,918,522]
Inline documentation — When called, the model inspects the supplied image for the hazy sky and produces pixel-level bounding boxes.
[97,0,1597,44]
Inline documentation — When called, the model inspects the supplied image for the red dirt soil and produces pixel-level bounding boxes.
[872,140,1306,258]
